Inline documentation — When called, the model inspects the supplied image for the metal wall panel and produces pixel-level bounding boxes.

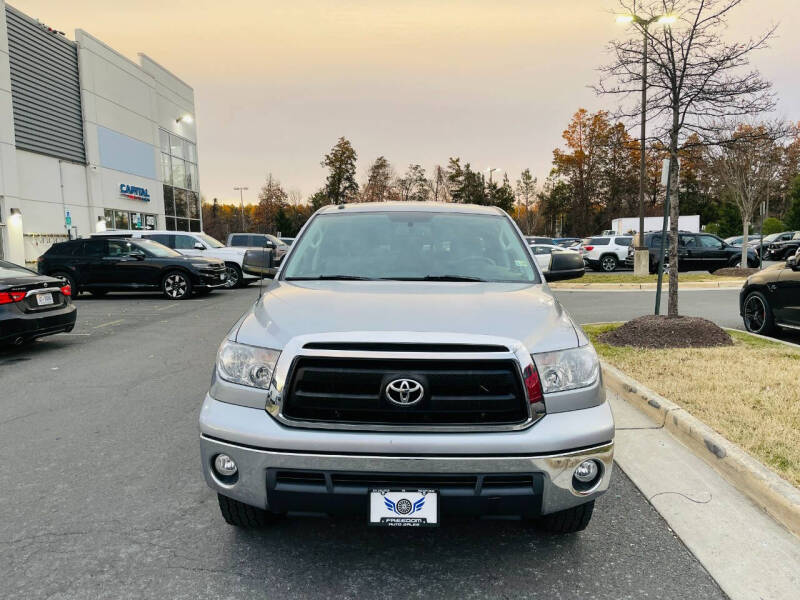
[6,5,86,163]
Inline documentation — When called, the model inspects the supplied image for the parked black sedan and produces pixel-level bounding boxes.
[37,238,228,300]
[740,249,800,335]
[1,260,77,347]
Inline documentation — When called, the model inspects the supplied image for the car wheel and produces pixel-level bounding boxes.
[534,500,594,534]
[742,291,774,335]
[162,271,192,300]
[224,263,242,288]
[52,272,78,296]
[600,255,618,272]
[217,494,274,528]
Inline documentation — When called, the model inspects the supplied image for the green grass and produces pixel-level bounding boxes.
[566,273,745,284]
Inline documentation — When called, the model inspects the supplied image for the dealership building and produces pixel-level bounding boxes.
[0,1,200,265]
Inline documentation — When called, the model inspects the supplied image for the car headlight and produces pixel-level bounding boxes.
[216,340,280,389]
[532,345,599,394]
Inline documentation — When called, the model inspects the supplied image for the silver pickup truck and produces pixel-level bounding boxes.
[199,202,613,533]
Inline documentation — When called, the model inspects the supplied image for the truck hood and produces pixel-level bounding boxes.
[234,281,580,354]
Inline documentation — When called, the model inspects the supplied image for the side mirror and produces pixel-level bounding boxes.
[194,242,206,250]
[242,248,274,276]
[788,256,799,271]
[543,251,585,281]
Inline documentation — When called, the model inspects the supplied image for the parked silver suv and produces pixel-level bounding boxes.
[199,203,613,533]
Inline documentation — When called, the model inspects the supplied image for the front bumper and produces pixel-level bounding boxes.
[199,395,614,517]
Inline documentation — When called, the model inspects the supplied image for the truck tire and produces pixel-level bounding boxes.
[223,263,242,288]
[535,500,594,534]
[217,494,273,528]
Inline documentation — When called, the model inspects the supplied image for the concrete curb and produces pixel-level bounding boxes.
[550,280,744,291]
[602,360,800,538]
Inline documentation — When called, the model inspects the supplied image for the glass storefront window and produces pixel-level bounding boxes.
[104,208,114,230]
[160,128,199,232]
[169,134,183,159]
[187,191,199,218]
[171,157,185,189]
[115,211,129,230]
[163,185,175,215]
[159,130,170,154]
[161,153,172,185]
[145,214,157,230]
[174,188,188,218]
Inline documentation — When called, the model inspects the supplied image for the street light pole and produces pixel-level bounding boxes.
[233,186,248,231]
[617,13,676,275]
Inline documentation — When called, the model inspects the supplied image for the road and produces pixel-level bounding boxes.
[0,288,728,599]
[554,285,800,344]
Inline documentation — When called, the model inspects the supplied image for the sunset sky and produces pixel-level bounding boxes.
[11,0,800,205]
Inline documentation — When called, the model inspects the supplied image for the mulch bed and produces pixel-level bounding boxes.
[713,267,758,277]
[599,315,733,349]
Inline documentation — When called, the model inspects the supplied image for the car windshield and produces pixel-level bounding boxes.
[282,211,539,283]
[134,239,182,258]
[0,260,35,277]
[196,233,224,248]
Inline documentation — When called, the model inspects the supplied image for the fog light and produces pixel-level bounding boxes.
[574,460,599,483]
[214,454,238,477]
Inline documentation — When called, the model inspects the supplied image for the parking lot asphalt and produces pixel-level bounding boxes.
[0,287,729,599]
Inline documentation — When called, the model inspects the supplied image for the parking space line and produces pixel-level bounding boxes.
[92,319,124,329]
[155,303,179,311]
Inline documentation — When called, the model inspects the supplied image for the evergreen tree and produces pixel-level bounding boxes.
[322,137,359,204]
[363,156,394,202]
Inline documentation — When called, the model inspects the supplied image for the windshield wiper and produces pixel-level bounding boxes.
[286,275,374,281]
[382,275,486,282]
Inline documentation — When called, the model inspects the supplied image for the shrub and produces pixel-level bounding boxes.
[761,217,786,235]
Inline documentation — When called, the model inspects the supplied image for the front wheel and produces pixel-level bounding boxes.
[223,263,242,288]
[600,255,618,272]
[742,291,774,335]
[534,500,595,534]
[162,271,192,300]
[218,494,274,528]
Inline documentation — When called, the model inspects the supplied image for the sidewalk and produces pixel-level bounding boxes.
[551,279,744,291]
[610,391,800,600]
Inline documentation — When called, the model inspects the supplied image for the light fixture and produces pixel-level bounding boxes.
[615,14,635,24]
[176,114,193,124]
[214,454,238,477]
[10,208,22,216]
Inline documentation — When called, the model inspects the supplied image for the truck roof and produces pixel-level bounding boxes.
[316,202,506,216]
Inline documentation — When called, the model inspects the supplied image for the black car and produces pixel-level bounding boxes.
[740,249,800,335]
[525,236,556,246]
[763,231,800,261]
[0,260,77,346]
[625,232,758,273]
[37,238,228,300]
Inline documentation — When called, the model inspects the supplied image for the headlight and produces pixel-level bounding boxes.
[216,340,280,389]
[532,345,599,394]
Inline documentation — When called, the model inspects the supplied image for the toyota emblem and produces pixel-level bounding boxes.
[385,378,424,406]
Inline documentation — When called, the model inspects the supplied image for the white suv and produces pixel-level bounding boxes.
[582,236,632,272]
[91,230,258,288]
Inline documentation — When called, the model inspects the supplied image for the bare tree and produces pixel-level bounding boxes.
[396,164,429,202]
[710,123,785,266]
[429,165,450,202]
[598,0,776,316]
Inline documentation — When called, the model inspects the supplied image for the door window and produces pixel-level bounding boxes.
[173,235,197,250]
[698,235,723,249]
[107,240,134,257]
[82,240,105,257]
[144,234,173,247]
[679,235,696,248]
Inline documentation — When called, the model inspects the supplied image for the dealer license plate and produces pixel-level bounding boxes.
[369,490,438,527]
[36,293,54,306]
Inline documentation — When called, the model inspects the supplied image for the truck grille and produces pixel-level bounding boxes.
[282,357,529,426]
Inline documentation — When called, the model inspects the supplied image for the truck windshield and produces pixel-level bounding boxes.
[282,211,538,283]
